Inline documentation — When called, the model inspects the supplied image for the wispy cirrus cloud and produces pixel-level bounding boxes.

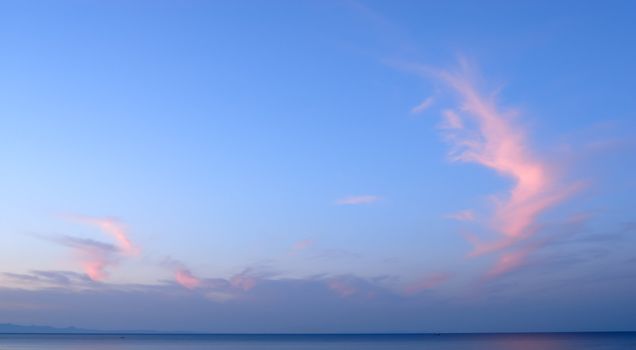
[175,268,201,290]
[411,96,435,114]
[55,236,119,281]
[439,109,464,129]
[162,258,202,290]
[336,195,381,205]
[424,59,583,277]
[437,60,570,240]
[483,212,593,279]
[64,215,139,256]
[485,249,532,279]
[46,214,141,282]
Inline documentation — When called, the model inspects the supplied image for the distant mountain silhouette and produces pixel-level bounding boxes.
[0,323,98,333]
[0,323,163,334]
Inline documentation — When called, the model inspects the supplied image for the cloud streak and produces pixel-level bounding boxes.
[411,96,435,114]
[3,270,93,290]
[67,215,139,256]
[175,268,201,290]
[51,214,140,282]
[161,258,202,290]
[336,195,381,205]
[50,236,119,281]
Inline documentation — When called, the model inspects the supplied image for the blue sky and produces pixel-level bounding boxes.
[1,0,635,332]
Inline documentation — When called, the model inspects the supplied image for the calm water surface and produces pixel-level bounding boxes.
[1,333,635,350]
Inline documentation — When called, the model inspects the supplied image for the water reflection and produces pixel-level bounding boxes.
[489,333,570,350]
[1,333,635,350]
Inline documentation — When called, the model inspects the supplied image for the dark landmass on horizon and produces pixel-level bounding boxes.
[0,323,95,333]
[0,323,159,334]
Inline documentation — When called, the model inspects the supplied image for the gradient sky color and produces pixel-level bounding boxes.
[1,0,636,333]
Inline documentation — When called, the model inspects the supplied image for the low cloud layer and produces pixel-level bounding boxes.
[1,265,634,333]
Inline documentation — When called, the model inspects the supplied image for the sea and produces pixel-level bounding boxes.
[1,333,635,350]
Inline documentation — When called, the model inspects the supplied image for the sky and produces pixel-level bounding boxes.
[1,0,636,333]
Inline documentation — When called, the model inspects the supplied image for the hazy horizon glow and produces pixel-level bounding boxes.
[1,0,635,333]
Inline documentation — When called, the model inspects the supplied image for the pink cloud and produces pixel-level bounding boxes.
[78,250,113,282]
[485,248,532,279]
[436,62,579,240]
[439,109,463,129]
[162,258,202,290]
[336,195,380,205]
[411,96,435,114]
[55,236,118,282]
[484,212,593,279]
[175,268,201,289]
[59,214,140,281]
[69,215,139,256]
[84,260,107,281]
[430,59,582,275]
